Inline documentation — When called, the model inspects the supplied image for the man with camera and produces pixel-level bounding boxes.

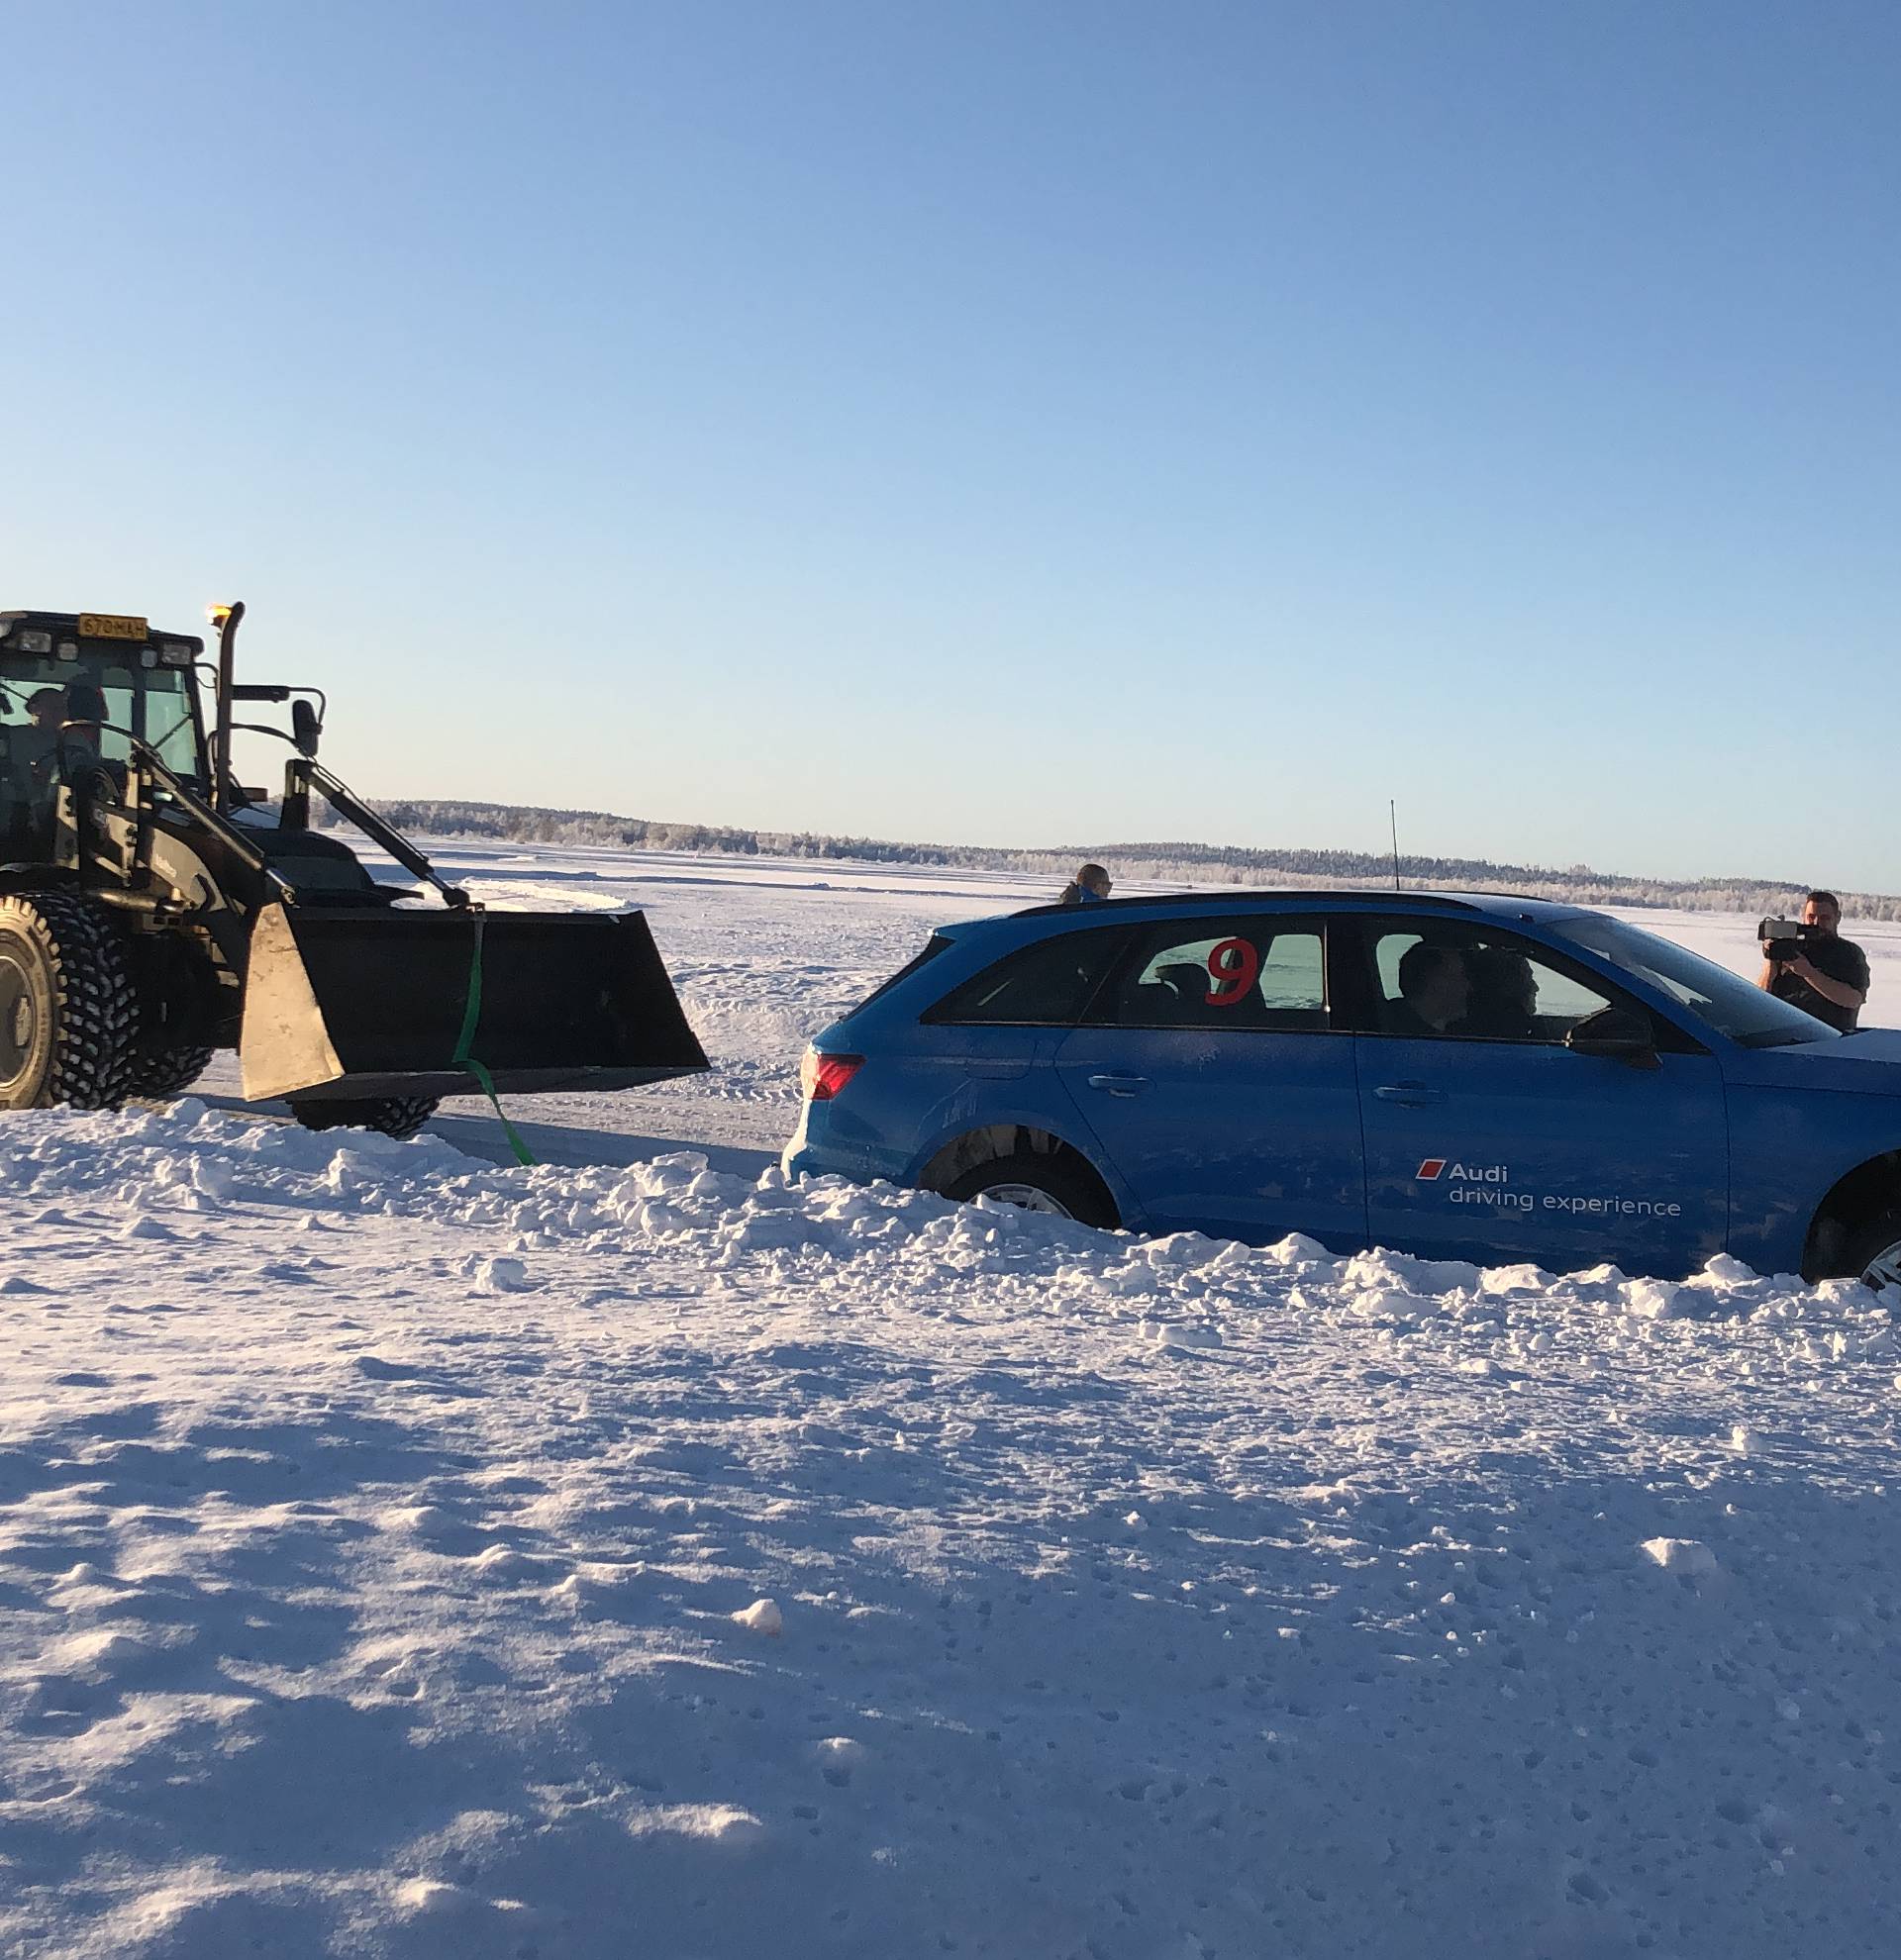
[1757,890,1870,1032]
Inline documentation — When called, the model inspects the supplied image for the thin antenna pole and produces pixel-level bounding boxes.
[1389,800,1401,892]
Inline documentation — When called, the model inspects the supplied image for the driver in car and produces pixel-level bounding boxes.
[1455,947,1538,1039]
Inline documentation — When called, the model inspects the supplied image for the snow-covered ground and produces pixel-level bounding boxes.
[6,844,1901,1958]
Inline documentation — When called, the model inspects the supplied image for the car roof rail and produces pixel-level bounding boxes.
[1010,888,1495,918]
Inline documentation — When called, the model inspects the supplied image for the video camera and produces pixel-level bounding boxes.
[1758,917,1823,963]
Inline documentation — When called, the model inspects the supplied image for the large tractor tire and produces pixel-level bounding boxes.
[125,1041,216,1100]
[289,1096,441,1142]
[0,893,142,1111]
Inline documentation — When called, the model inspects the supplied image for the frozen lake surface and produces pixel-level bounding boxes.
[4,842,1899,1958]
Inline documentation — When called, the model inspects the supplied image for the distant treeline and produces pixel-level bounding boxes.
[343,799,1901,922]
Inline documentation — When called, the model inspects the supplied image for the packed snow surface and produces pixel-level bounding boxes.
[5,844,1901,1957]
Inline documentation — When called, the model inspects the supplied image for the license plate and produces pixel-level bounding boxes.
[76,612,149,641]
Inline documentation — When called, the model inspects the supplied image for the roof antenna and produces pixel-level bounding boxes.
[1389,799,1401,892]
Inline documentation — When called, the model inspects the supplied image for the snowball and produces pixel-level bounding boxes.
[1639,1537,1719,1578]
[191,1156,234,1201]
[476,1256,530,1294]
[733,1597,783,1636]
[1703,1253,1756,1285]
[1625,1279,1681,1320]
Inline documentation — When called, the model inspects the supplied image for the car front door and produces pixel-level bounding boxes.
[1347,916,1728,1277]
[1051,913,1366,1248]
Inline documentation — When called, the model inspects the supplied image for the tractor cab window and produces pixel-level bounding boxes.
[0,656,204,803]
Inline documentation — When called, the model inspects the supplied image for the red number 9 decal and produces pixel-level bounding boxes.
[1204,936,1259,1008]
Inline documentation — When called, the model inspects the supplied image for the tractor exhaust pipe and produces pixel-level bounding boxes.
[208,600,246,814]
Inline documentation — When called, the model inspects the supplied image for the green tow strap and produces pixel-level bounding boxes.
[452,909,536,1167]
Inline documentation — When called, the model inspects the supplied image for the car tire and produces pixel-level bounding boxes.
[944,1151,1119,1228]
[290,1096,441,1141]
[1845,1211,1901,1295]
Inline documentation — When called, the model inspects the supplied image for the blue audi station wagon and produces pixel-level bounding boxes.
[783,892,1901,1289]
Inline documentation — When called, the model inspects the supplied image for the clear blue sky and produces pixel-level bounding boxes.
[6,2,1898,887]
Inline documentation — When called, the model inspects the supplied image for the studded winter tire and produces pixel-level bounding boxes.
[289,1095,442,1141]
[125,1041,217,1100]
[0,892,143,1111]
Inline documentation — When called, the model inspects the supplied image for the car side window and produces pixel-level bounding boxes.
[923,927,1131,1027]
[1367,923,1613,1042]
[1090,918,1328,1030]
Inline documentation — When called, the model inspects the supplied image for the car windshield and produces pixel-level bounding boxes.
[1548,914,1840,1049]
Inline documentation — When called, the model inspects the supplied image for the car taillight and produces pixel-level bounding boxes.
[801,1049,863,1102]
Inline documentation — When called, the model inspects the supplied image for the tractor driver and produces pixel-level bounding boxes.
[18,686,112,804]
[5,687,67,804]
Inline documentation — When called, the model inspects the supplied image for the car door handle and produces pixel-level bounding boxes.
[1373,1082,1445,1107]
[1086,1073,1150,1098]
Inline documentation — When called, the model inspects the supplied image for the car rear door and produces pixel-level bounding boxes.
[1051,912,1367,1248]
[1345,915,1729,1277]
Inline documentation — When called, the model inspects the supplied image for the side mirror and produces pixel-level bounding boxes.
[1565,1005,1660,1070]
[291,698,322,757]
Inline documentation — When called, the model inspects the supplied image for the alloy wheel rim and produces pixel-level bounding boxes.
[982,1182,1074,1219]
[1862,1240,1901,1294]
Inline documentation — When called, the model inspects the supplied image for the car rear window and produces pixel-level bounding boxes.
[840,933,954,1021]
[923,927,1132,1027]
[1089,917,1330,1030]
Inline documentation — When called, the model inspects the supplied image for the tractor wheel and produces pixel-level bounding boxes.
[289,1096,441,1141]
[0,893,142,1111]
[125,1041,216,1100]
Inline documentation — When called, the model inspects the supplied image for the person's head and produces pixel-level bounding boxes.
[1495,951,1537,1018]
[1802,891,1843,936]
[1077,862,1112,900]
[25,687,64,730]
[1397,940,1469,1029]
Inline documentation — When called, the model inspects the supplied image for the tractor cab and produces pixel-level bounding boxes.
[0,612,208,851]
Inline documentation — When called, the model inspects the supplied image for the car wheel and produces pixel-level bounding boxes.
[1846,1211,1901,1294]
[944,1151,1118,1229]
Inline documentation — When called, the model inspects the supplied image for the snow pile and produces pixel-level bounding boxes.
[1,1102,1899,1957]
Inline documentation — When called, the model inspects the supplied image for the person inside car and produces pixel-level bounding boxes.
[1391,940,1470,1035]
[1454,947,1538,1039]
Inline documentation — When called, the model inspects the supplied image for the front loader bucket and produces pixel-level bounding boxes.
[240,904,708,1103]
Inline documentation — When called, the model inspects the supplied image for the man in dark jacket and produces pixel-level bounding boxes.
[1757,890,1870,1032]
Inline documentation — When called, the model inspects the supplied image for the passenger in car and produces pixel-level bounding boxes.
[1391,941,1470,1035]
[1453,948,1538,1039]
